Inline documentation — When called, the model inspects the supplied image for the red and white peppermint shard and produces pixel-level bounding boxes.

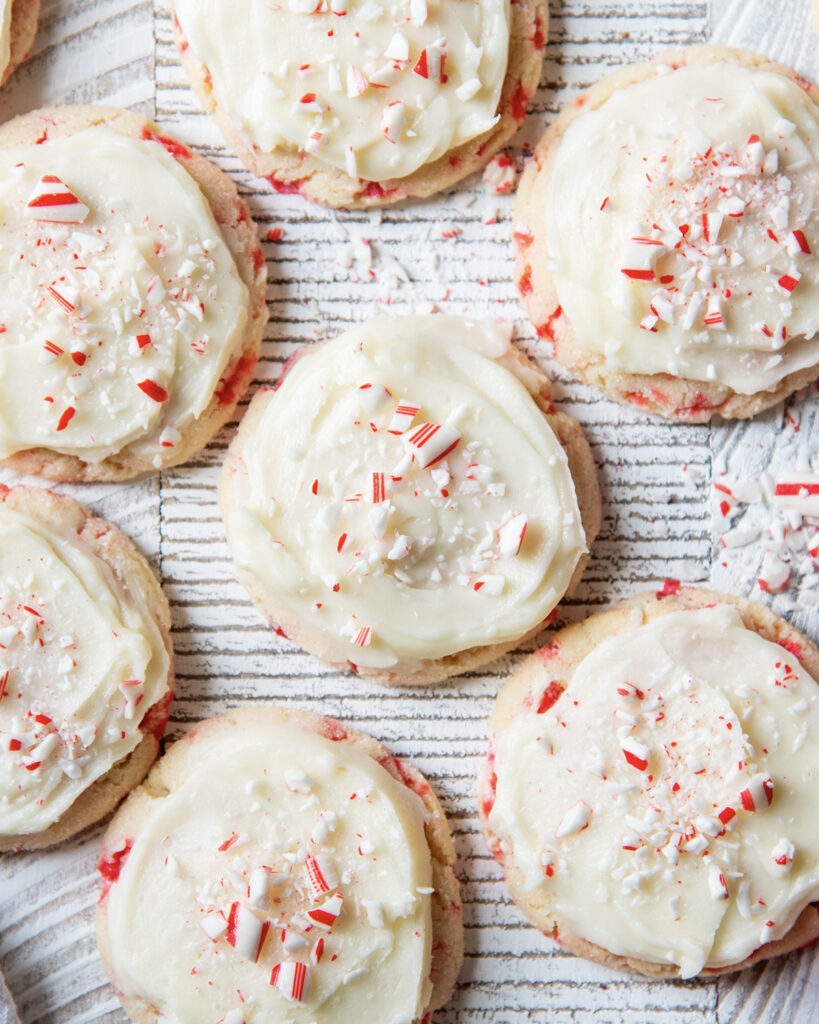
[406,421,460,469]
[270,962,310,1003]
[118,679,144,720]
[201,910,228,940]
[555,800,591,840]
[388,401,420,435]
[352,625,372,647]
[357,382,391,413]
[739,773,774,812]
[704,294,726,330]
[746,133,765,166]
[226,902,268,963]
[305,853,338,897]
[776,270,801,294]
[371,472,386,504]
[413,42,445,82]
[381,101,405,143]
[708,864,729,901]
[758,551,789,594]
[771,837,795,871]
[25,175,89,223]
[621,736,650,772]
[498,513,527,558]
[38,340,64,365]
[306,891,344,930]
[620,236,663,281]
[789,230,812,256]
[773,474,819,517]
[347,64,368,97]
[472,574,504,595]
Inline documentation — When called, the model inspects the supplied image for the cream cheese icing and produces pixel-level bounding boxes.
[103,717,433,1024]
[488,606,819,977]
[173,0,510,182]
[0,126,250,465]
[0,506,169,836]
[545,62,819,393]
[223,315,586,671]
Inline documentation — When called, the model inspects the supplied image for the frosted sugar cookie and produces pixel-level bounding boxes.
[480,586,819,977]
[0,485,173,852]
[219,315,600,686]
[0,105,267,481]
[0,0,39,86]
[172,0,547,207]
[96,706,462,1024]
[515,47,819,421]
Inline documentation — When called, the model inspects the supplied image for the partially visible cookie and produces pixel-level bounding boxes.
[172,0,547,207]
[0,105,267,481]
[219,315,601,686]
[515,46,819,421]
[96,705,462,1024]
[1,0,40,86]
[480,586,819,978]
[0,485,174,853]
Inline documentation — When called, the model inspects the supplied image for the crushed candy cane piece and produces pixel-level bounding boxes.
[25,174,89,223]
[305,853,338,896]
[270,961,310,1002]
[555,800,591,839]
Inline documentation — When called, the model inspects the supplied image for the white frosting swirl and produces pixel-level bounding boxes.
[0,126,250,465]
[174,0,510,182]
[488,606,819,977]
[0,506,169,836]
[103,716,433,1024]
[222,315,586,671]
[546,63,819,393]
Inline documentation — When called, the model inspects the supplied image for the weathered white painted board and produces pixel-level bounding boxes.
[1,1,818,1022]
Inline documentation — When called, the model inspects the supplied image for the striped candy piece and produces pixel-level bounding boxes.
[306,891,344,931]
[388,401,420,435]
[406,421,460,469]
[305,853,338,897]
[25,175,89,223]
[270,961,310,1002]
[739,773,773,812]
[226,902,269,963]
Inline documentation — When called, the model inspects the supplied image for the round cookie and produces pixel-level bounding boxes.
[96,705,463,1024]
[219,315,601,686]
[0,105,267,482]
[1,0,40,86]
[172,0,547,208]
[0,484,174,853]
[480,585,819,978]
[514,46,819,422]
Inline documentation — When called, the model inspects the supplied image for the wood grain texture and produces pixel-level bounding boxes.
[1,0,819,1022]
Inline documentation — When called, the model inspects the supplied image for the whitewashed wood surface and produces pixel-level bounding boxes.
[1,1,819,1021]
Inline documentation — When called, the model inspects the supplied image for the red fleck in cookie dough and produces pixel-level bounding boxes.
[480,586,819,977]
[0,105,267,482]
[172,0,547,207]
[0,485,173,853]
[0,0,39,86]
[514,46,819,421]
[96,706,462,1024]
[219,315,600,686]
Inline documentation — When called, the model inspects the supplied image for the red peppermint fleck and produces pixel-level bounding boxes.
[792,230,811,254]
[136,333,152,349]
[56,407,76,431]
[536,680,564,714]
[657,578,680,599]
[138,379,169,403]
